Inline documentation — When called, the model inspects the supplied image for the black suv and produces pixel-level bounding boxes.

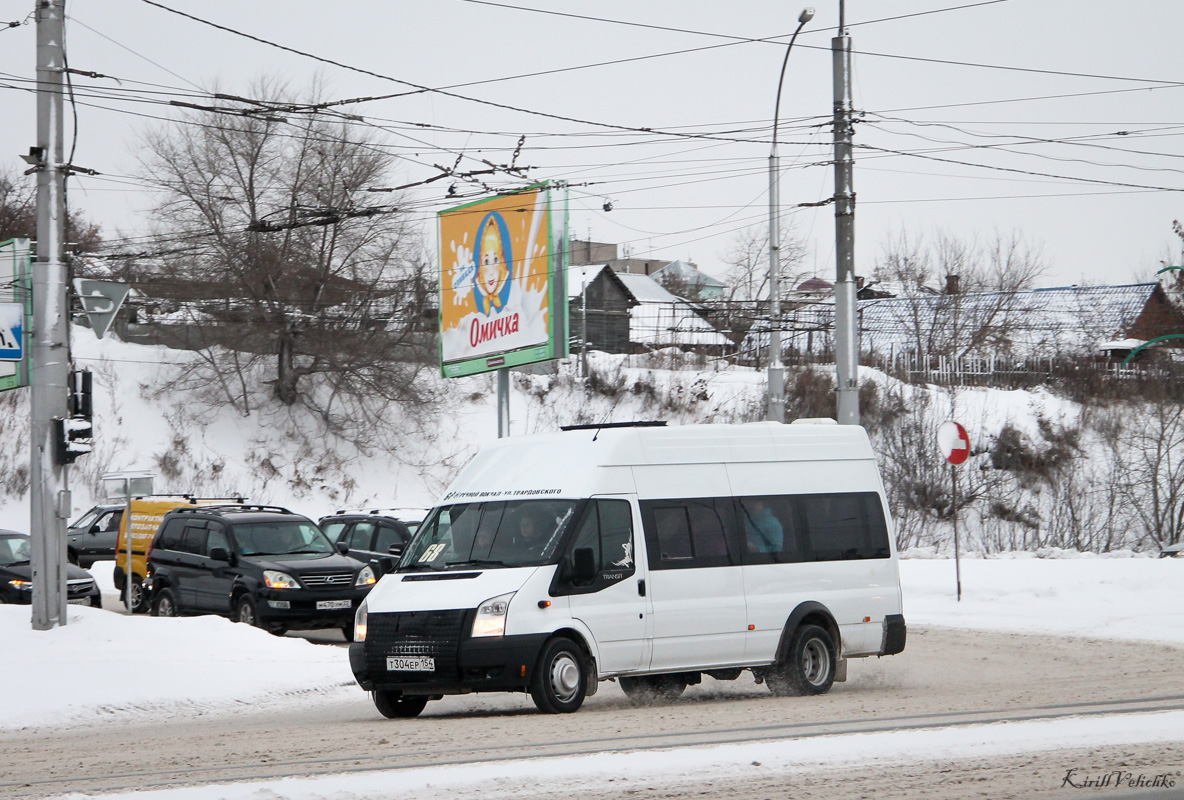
[146,505,376,638]
[319,508,425,565]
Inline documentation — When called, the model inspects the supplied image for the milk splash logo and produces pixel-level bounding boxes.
[474,212,513,315]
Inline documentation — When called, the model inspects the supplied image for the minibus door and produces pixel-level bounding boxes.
[560,498,649,674]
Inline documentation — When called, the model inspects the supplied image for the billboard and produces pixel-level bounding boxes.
[0,239,31,392]
[438,184,567,377]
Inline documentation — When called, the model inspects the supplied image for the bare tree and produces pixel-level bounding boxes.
[134,80,437,446]
[870,228,1046,360]
[720,223,808,302]
[1,166,102,252]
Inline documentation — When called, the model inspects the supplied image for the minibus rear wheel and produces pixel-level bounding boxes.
[373,691,429,719]
[768,624,836,696]
[530,637,587,714]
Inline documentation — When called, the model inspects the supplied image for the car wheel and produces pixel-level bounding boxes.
[152,587,178,617]
[529,637,587,714]
[767,624,836,697]
[67,550,79,566]
[340,622,355,642]
[122,575,148,614]
[619,674,687,704]
[89,594,102,608]
[234,595,260,627]
[372,691,429,719]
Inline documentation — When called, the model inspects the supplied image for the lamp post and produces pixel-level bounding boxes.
[767,7,815,422]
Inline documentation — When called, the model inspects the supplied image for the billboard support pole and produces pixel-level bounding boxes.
[496,368,510,438]
[30,0,70,631]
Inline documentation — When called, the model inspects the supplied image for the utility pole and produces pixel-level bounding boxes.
[30,0,71,630]
[833,0,860,425]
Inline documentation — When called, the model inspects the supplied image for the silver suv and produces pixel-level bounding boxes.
[67,504,124,568]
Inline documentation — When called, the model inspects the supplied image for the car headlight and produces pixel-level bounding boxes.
[354,600,368,642]
[263,570,300,589]
[355,565,376,587]
[8,579,32,591]
[471,592,515,638]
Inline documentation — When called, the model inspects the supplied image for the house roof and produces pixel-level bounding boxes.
[652,260,726,289]
[858,283,1161,355]
[614,271,686,304]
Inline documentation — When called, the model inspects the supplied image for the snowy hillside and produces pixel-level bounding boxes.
[1,330,1180,557]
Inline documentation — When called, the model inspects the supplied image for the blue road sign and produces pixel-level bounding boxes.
[0,302,22,361]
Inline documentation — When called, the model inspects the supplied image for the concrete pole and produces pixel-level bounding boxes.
[833,0,860,425]
[766,147,785,422]
[30,0,71,630]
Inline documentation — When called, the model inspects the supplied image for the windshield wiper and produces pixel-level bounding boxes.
[6,559,30,566]
[278,548,327,555]
[445,558,507,568]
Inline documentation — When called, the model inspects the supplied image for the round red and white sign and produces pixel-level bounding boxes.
[937,420,970,465]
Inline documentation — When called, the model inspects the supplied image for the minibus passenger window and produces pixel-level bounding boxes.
[653,507,693,561]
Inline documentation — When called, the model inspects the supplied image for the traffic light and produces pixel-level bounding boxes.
[55,370,93,465]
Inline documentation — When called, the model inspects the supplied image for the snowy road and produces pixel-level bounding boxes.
[4,626,1183,799]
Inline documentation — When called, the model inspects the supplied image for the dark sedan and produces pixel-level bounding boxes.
[1,530,103,606]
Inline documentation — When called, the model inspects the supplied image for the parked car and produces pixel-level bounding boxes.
[67,504,125,568]
[319,508,426,565]
[146,505,376,638]
[1160,543,1183,558]
[1,530,102,606]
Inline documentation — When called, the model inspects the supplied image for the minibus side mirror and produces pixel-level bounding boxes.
[572,547,596,586]
[376,556,395,575]
[208,546,231,563]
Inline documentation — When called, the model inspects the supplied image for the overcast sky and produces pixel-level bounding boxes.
[1,0,1182,288]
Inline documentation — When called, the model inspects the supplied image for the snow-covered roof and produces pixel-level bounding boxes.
[614,271,685,304]
[629,302,731,347]
[652,260,726,289]
[859,283,1159,356]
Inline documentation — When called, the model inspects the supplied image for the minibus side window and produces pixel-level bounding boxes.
[736,495,800,564]
[641,499,736,570]
[653,507,692,563]
[799,492,890,561]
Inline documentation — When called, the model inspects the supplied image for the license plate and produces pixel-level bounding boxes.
[387,656,435,672]
[67,597,90,605]
[316,599,352,610]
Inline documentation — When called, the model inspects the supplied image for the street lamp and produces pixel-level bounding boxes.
[767,7,814,422]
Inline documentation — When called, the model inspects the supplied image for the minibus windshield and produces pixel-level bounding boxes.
[399,500,579,571]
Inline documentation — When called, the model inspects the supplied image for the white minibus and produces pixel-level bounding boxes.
[349,421,906,717]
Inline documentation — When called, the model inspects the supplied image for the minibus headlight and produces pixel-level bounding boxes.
[471,592,515,638]
[263,570,300,590]
[355,565,376,587]
[354,601,368,642]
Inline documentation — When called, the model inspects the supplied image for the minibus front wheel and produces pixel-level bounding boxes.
[373,691,429,719]
[767,624,836,696]
[530,637,587,714]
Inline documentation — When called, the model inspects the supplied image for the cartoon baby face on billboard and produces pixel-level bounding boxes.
[475,212,513,315]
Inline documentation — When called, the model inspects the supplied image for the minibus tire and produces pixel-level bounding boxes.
[768,624,836,696]
[373,691,429,719]
[530,637,587,714]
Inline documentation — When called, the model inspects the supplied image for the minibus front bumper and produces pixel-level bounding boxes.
[350,609,550,694]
